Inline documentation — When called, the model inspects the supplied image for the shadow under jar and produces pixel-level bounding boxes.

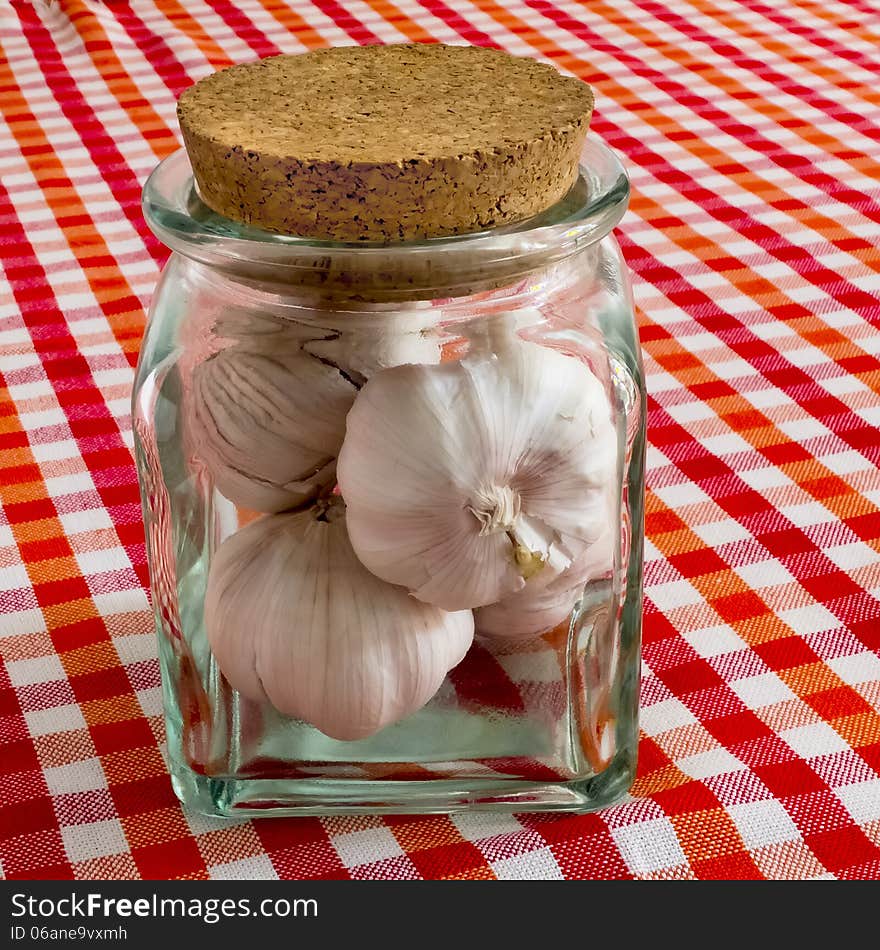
[134,133,645,818]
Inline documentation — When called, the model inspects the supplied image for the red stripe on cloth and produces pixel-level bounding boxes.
[15,2,168,267]
[1,0,879,881]
[522,0,880,223]
[308,0,384,44]
[199,0,284,57]
[103,0,204,97]
[738,0,880,74]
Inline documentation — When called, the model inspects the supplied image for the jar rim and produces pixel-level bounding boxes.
[142,137,629,300]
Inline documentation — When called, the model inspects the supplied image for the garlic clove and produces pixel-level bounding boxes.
[474,520,616,640]
[302,305,442,382]
[204,501,474,741]
[304,329,441,382]
[212,307,328,352]
[187,345,357,513]
[338,340,617,610]
[475,582,582,642]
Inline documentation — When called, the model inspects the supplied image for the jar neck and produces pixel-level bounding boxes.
[143,137,630,305]
[180,247,600,325]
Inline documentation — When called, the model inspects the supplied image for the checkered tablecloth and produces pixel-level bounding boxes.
[2,0,879,881]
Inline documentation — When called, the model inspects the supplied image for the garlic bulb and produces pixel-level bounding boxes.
[187,344,356,513]
[338,340,617,610]
[474,520,615,640]
[203,501,474,740]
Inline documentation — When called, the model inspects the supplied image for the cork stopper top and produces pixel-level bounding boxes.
[179,44,592,164]
[177,44,594,242]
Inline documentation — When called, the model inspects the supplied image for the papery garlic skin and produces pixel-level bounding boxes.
[186,302,447,512]
[203,502,474,741]
[474,520,615,640]
[338,340,617,611]
[304,329,441,382]
[186,345,356,513]
[212,308,325,352]
[303,307,442,381]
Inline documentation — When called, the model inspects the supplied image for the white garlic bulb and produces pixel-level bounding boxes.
[204,501,474,741]
[186,344,357,513]
[474,520,615,640]
[338,341,617,611]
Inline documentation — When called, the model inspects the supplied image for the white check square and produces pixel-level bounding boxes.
[835,780,880,825]
[492,847,564,880]
[210,855,278,880]
[827,651,880,687]
[7,653,66,687]
[639,697,699,737]
[779,604,841,636]
[333,827,403,868]
[24,703,87,737]
[677,747,747,780]
[45,757,107,796]
[780,722,850,760]
[729,672,796,709]
[681,625,746,659]
[452,813,523,841]
[612,818,687,875]
[733,560,796,588]
[728,799,801,849]
[62,819,128,863]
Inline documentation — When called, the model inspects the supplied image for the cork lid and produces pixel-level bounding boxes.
[177,44,594,243]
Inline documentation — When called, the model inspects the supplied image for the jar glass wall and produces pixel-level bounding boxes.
[133,138,645,816]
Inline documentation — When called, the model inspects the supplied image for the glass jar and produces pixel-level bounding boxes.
[134,137,645,817]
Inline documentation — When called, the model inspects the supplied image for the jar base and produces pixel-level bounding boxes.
[167,747,637,818]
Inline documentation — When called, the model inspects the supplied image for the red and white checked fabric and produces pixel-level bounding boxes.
[1,0,879,880]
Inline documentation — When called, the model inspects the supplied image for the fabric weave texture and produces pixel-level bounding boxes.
[1,0,879,880]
